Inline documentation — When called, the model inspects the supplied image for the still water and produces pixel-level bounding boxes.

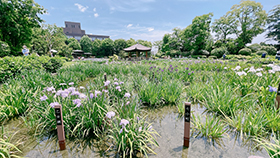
[5,104,268,158]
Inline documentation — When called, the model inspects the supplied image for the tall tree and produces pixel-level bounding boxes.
[91,39,101,57]
[68,38,81,50]
[267,4,280,44]
[192,13,213,54]
[126,38,136,47]
[114,39,127,55]
[0,0,45,55]
[100,38,114,57]
[136,40,152,47]
[212,14,238,42]
[80,35,92,53]
[31,24,66,55]
[227,0,267,46]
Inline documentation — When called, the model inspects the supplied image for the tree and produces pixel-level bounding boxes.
[0,0,45,55]
[31,24,66,55]
[267,4,280,44]
[68,38,81,50]
[92,39,101,56]
[126,38,136,47]
[66,38,77,45]
[181,13,213,55]
[100,38,114,57]
[136,40,152,47]
[114,39,127,55]
[153,40,163,51]
[80,35,92,53]
[227,0,267,47]
[212,14,238,42]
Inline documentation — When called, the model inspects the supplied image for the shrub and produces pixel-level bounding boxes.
[256,50,267,55]
[208,56,217,59]
[0,41,10,57]
[211,47,228,58]
[0,55,65,82]
[118,50,128,59]
[181,51,191,57]
[57,45,73,60]
[42,56,65,73]
[155,52,162,58]
[248,43,261,53]
[238,48,252,56]
[260,46,277,55]
[200,50,210,56]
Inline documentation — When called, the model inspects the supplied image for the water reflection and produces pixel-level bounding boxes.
[4,104,269,158]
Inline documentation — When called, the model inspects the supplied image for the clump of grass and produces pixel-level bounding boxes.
[0,126,22,158]
[192,114,228,139]
[254,133,280,158]
[106,114,159,157]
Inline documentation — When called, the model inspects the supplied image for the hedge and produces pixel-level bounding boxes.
[0,54,65,83]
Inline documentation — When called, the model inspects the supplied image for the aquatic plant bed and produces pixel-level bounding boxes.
[1,58,280,157]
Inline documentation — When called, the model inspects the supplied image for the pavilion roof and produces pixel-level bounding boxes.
[123,44,151,52]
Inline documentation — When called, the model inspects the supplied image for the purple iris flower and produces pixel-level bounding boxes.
[106,111,115,119]
[40,95,48,101]
[269,86,277,92]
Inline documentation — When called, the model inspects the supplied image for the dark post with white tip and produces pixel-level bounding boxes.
[54,104,66,150]
[276,82,280,110]
[184,102,191,147]
[104,73,107,89]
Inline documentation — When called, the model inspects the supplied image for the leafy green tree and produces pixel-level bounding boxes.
[80,35,92,53]
[267,4,280,44]
[114,39,127,55]
[100,38,114,57]
[92,39,101,56]
[31,24,66,55]
[227,0,267,46]
[0,0,45,55]
[181,25,193,52]
[161,34,171,53]
[66,38,77,45]
[212,14,238,42]
[67,38,81,50]
[126,38,136,47]
[136,40,152,48]
[57,44,73,59]
[168,28,183,51]
[0,40,10,57]
[153,40,163,51]
[182,13,213,55]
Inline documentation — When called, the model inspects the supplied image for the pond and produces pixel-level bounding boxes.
[5,104,268,158]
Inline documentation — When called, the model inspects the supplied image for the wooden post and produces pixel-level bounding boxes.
[276,82,280,110]
[54,104,66,150]
[104,73,107,90]
[146,51,148,60]
[136,50,139,58]
[184,102,191,147]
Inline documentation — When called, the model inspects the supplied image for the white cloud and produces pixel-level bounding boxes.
[148,28,154,31]
[130,30,170,41]
[127,24,133,28]
[105,0,155,12]
[74,3,88,12]
[93,8,96,12]
[94,13,99,18]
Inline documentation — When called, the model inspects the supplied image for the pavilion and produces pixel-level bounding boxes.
[123,44,151,59]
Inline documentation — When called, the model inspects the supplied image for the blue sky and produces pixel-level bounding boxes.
[36,0,279,44]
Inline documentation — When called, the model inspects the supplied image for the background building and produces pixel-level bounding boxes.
[62,21,109,41]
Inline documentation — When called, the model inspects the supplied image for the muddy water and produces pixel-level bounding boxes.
[5,104,269,158]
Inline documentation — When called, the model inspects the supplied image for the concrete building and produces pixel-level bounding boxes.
[62,21,109,41]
